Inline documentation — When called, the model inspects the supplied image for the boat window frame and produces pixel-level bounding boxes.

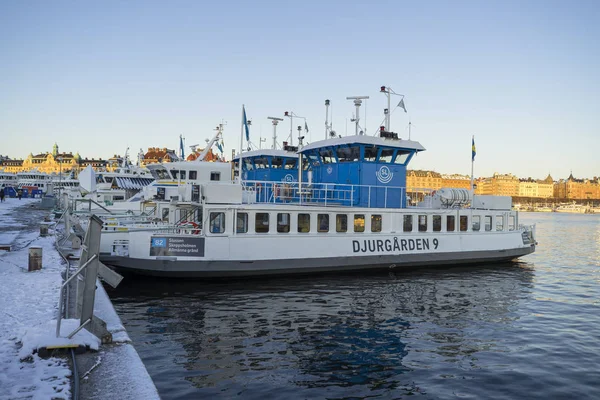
[336,145,361,162]
[432,215,442,232]
[209,212,226,234]
[298,213,311,233]
[403,215,413,232]
[317,214,329,233]
[210,172,221,181]
[378,148,396,163]
[371,214,382,232]
[472,215,481,231]
[236,212,248,233]
[354,214,365,233]
[336,214,348,233]
[271,157,283,169]
[447,215,455,232]
[284,158,297,170]
[394,150,411,165]
[364,145,378,162]
[484,215,492,231]
[496,215,504,231]
[460,215,468,231]
[189,170,198,180]
[418,215,427,232]
[255,212,270,233]
[277,213,290,233]
[508,215,516,231]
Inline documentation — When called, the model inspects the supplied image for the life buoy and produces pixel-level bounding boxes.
[274,184,280,197]
[178,220,200,234]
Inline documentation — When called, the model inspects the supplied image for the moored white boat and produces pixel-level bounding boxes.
[97,89,536,278]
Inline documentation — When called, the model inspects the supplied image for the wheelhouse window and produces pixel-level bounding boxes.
[244,159,254,170]
[364,146,378,162]
[378,149,395,163]
[319,149,337,163]
[354,214,365,232]
[255,213,269,233]
[255,157,267,169]
[298,213,310,233]
[460,216,468,231]
[403,215,413,232]
[509,215,516,231]
[472,215,481,231]
[209,212,225,234]
[336,146,360,162]
[418,215,427,232]
[394,151,411,165]
[170,170,180,179]
[433,215,442,232]
[210,172,221,181]
[271,157,283,169]
[447,215,455,232]
[277,213,290,233]
[496,215,504,231]
[371,215,382,232]
[318,214,329,233]
[485,216,492,231]
[236,212,248,233]
[284,159,297,169]
[189,171,198,180]
[336,214,347,233]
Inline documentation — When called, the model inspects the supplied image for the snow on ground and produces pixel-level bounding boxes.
[0,199,72,399]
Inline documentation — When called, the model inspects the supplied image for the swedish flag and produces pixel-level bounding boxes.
[472,137,476,161]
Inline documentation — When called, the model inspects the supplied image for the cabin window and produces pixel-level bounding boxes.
[298,213,310,233]
[236,212,248,233]
[255,213,269,233]
[209,212,226,234]
[179,170,187,180]
[336,146,360,162]
[271,157,283,169]
[284,159,297,169]
[472,215,481,231]
[307,153,321,167]
[255,157,268,169]
[320,149,337,164]
[403,215,413,232]
[105,177,114,183]
[447,215,455,232]
[210,172,221,181]
[460,216,468,231]
[336,214,347,233]
[378,149,395,163]
[189,171,197,180]
[318,214,329,233]
[418,215,427,232]
[496,215,504,231]
[244,159,254,170]
[170,170,179,179]
[113,196,124,201]
[354,214,365,232]
[485,216,492,231]
[433,215,442,232]
[371,215,382,232]
[509,215,516,231]
[277,213,290,233]
[364,146,378,162]
[394,151,411,165]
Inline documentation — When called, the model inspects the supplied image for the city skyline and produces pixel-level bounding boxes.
[1,1,598,180]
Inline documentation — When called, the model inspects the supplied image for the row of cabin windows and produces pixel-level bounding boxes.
[166,170,220,181]
[243,158,298,170]
[208,212,517,234]
[307,146,412,165]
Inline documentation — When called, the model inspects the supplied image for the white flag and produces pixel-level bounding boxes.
[398,98,407,113]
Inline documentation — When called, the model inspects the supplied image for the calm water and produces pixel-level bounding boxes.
[108,213,600,399]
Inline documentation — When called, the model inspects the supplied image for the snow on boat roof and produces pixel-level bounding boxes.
[233,149,297,160]
[300,135,426,153]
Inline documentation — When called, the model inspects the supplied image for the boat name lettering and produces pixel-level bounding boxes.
[352,237,439,253]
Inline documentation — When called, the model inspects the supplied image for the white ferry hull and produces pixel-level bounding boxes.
[101,246,534,278]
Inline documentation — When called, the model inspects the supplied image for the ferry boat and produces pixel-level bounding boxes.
[555,202,587,214]
[98,95,536,278]
[16,170,53,197]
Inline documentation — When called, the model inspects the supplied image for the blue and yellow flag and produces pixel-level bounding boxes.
[472,136,476,161]
[242,106,250,142]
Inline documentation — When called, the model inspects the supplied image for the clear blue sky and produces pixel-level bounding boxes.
[1,0,598,180]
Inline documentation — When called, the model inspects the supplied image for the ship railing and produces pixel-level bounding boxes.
[241,180,412,209]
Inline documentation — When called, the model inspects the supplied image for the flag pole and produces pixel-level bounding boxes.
[470,135,475,195]
[239,105,244,181]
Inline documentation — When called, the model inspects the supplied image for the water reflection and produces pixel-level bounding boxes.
[109,263,534,399]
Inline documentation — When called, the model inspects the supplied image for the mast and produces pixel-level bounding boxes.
[198,124,223,161]
[268,117,283,149]
[325,99,331,140]
[346,96,369,135]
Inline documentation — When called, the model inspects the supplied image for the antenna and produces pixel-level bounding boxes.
[380,86,404,132]
[268,116,284,149]
[324,99,331,140]
[346,96,369,135]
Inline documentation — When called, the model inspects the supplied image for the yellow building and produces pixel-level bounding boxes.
[476,173,519,197]
[406,170,443,192]
[554,173,600,200]
[142,147,179,166]
[441,173,471,190]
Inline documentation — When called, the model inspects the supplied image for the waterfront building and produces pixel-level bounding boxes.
[554,173,600,200]
[142,147,179,166]
[406,170,442,193]
[186,148,221,162]
[441,173,471,190]
[476,173,520,197]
